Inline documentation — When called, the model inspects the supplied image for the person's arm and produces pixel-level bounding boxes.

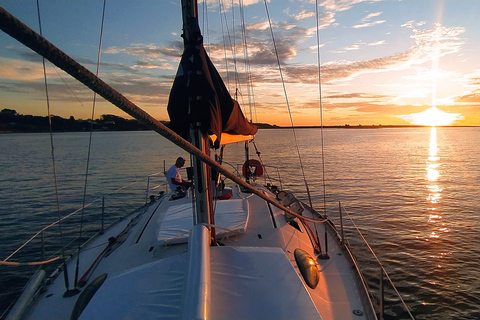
[170,177,179,186]
[180,178,193,187]
[171,177,192,187]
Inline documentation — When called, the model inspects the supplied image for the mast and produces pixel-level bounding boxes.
[0,4,323,226]
[181,0,213,227]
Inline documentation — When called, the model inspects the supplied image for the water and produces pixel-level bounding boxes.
[1,127,479,319]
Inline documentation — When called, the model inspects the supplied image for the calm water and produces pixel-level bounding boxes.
[1,128,479,319]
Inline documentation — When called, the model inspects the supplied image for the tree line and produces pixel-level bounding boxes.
[0,109,281,134]
[0,109,150,133]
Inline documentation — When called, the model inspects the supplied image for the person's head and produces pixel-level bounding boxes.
[175,157,186,168]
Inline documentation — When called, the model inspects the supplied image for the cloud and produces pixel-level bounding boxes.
[103,41,183,59]
[455,93,480,103]
[325,92,387,100]
[353,20,386,29]
[401,20,427,29]
[353,11,385,29]
[319,0,383,12]
[344,43,361,51]
[0,57,45,81]
[319,11,337,29]
[299,23,465,84]
[237,20,320,65]
[368,40,386,46]
[203,0,262,10]
[293,9,316,21]
[363,12,383,20]
[247,21,271,31]
[135,60,175,70]
[454,77,480,103]
[332,39,386,54]
[409,23,465,62]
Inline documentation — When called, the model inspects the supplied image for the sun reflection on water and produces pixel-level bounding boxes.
[425,126,449,241]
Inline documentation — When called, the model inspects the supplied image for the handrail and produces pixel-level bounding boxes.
[145,171,168,203]
[2,178,148,264]
[335,199,415,320]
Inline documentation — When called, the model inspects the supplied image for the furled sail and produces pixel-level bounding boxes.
[167,30,257,146]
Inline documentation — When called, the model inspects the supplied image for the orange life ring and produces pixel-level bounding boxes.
[242,159,264,177]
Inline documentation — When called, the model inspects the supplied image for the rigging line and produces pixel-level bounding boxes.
[231,0,237,85]
[316,0,328,217]
[51,64,85,107]
[220,0,244,109]
[233,0,248,117]
[310,0,326,256]
[35,0,68,264]
[262,0,314,209]
[75,0,107,288]
[251,140,274,186]
[218,0,232,92]
[340,203,415,319]
[202,0,210,54]
[230,0,247,115]
[231,0,237,87]
[239,0,256,122]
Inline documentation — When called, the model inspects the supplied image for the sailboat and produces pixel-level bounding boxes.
[1,1,414,319]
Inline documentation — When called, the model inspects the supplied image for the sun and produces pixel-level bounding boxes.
[399,107,463,126]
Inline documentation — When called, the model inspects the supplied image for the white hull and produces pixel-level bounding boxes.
[13,183,376,320]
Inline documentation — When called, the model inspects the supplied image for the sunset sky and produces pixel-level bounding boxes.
[0,0,479,126]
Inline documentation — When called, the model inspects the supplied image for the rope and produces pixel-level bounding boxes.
[228,1,247,115]
[313,0,328,255]
[0,256,61,266]
[262,0,314,210]
[202,0,210,54]
[239,0,256,122]
[315,0,328,217]
[231,0,238,90]
[218,0,232,92]
[74,0,107,289]
[251,140,274,186]
[35,0,69,267]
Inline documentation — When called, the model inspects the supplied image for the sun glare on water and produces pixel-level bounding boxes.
[400,107,462,126]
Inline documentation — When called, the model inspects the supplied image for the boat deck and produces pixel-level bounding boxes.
[25,184,375,320]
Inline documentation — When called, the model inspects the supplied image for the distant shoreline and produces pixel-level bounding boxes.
[0,109,477,134]
[2,124,477,134]
[257,124,478,129]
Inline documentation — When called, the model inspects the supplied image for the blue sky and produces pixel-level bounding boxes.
[1,0,479,126]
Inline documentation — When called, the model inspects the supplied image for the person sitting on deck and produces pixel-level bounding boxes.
[166,157,193,192]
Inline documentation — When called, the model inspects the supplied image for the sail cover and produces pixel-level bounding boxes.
[167,33,257,145]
